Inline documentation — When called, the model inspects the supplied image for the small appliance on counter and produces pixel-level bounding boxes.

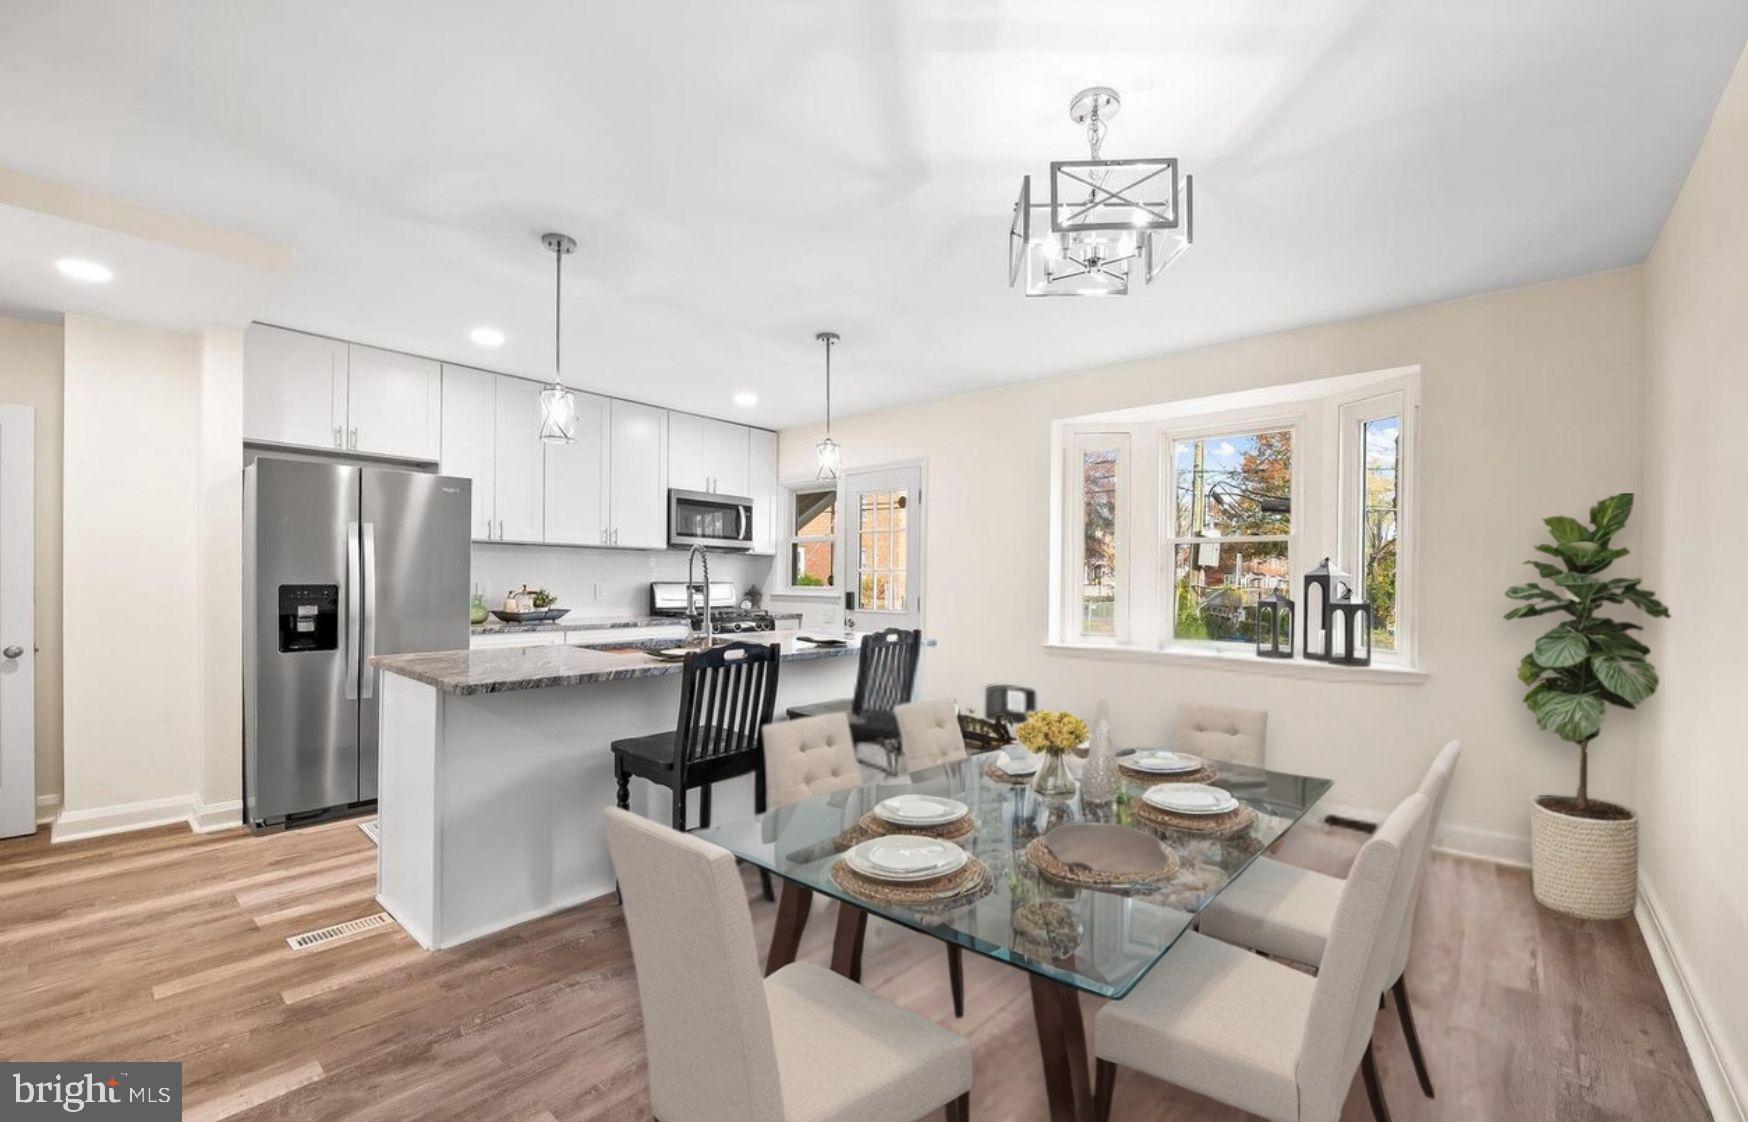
[650,580,777,634]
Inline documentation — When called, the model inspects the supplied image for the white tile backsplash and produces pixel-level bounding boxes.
[471,544,777,619]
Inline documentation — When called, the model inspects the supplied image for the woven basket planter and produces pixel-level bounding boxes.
[1529,797,1638,920]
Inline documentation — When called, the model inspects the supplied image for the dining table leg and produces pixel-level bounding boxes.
[830,902,869,982]
[1029,973,1094,1122]
[764,880,813,977]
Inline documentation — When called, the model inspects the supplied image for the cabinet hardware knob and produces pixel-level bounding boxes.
[2,646,22,659]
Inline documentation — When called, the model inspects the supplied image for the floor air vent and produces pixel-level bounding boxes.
[286,912,394,951]
[358,819,379,845]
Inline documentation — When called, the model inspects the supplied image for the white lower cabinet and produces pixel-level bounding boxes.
[608,399,668,548]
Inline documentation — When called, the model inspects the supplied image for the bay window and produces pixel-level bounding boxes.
[1068,432,1129,641]
[1167,428,1295,646]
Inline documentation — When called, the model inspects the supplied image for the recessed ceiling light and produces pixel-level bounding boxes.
[55,258,113,283]
[469,326,505,347]
[733,391,758,408]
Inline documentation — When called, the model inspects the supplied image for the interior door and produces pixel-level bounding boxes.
[608,399,668,547]
[0,404,35,838]
[543,391,609,544]
[842,465,924,632]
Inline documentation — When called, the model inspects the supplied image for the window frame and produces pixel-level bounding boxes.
[1065,430,1131,644]
[1337,389,1418,666]
[783,481,840,595]
[1160,417,1302,652]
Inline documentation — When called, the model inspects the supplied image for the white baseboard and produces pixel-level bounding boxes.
[35,793,61,824]
[1637,882,1747,1122]
[1316,800,1530,866]
[50,793,246,843]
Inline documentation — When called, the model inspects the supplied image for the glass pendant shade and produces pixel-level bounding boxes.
[538,383,578,444]
[815,434,841,479]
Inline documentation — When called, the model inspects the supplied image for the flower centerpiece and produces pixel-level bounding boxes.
[1015,710,1088,798]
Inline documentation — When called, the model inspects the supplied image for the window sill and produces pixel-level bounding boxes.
[1043,641,1428,684]
[769,589,840,601]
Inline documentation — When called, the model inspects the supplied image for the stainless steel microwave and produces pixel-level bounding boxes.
[668,488,754,550]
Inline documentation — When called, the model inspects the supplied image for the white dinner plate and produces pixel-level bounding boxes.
[1124,750,1201,774]
[1142,783,1240,816]
[846,836,968,881]
[874,794,968,827]
[996,752,1040,776]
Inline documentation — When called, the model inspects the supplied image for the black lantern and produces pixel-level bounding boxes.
[1328,600,1373,666]
[1302,557,1353,662]
[1255,593,1294,659]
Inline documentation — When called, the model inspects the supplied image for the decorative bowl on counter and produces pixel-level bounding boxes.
[489,608,572,624]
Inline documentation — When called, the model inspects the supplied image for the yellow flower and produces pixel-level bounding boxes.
[1015,711,1088,756]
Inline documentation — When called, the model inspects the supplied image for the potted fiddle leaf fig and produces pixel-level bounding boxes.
[1506,493,1667,919]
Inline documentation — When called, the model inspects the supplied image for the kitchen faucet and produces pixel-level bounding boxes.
[686,543,714,648]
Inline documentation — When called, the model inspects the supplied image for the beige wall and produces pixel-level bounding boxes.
[197,327,244,814]
[780,268,1646,862]
[1642,40,1748,1118]
[0,315,62,812]
[60,315,204,816]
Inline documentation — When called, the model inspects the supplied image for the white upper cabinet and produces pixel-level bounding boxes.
[243,324,347,450]
[347,345,441,460]
[543,391,610,546]
[608,399,667,548]
[748,428,777,554]
[439,365,496,541]
[493,377,546,543]
[668,412,750,495]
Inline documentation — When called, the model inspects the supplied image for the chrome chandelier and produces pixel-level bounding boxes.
[1009,87,1194,297]
[814,330,841,479]
[537,231,578,444]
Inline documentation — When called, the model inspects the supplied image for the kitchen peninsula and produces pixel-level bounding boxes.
[369,632,883,949]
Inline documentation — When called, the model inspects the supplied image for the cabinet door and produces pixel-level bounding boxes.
[347,345,441,460]
[608,400,668,548]
[748,428,777,554]
[243,324,346,449]
[439,365,497,540]
[543,391,610,545]
[708,420,751,496]
[493,378,546,542]
[667,411,708,492]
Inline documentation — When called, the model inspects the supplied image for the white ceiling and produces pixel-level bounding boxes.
[0,0,1743,427]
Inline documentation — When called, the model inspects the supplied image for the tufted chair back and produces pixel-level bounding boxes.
[894,699,968,773]
[762,713,863,808]
[1171,703,1268,767]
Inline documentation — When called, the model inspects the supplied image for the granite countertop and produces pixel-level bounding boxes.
[470,612,804,636]
[373,629,864,696]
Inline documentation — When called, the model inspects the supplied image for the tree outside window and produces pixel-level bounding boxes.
[1169,429,1293,644]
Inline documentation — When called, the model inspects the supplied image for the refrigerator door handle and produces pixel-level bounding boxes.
[344,521,361,700]
[361,521,378,700]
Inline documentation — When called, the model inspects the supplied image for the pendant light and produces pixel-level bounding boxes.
[538,232,578,444]
[814,330,841,479]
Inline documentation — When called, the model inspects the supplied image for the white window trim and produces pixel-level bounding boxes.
[1336,388,1419,667]
[781,479,841,597]
[1160,412,1303,655]
[1064,430,1131,643]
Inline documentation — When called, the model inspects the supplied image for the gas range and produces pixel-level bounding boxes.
[649,581,775,633]
[689,608,777,634]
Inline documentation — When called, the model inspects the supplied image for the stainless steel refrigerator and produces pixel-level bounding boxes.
[244,457,470,830]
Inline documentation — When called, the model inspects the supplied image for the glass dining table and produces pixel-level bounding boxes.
[694,749,1334,1122]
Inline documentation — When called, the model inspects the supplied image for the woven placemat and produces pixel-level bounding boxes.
[983,760,1040,785]
[829,855,993,911]
[1116,762,1220,787]
[1132,799,1258,839]
[833,811,977,851]
[1024,835,1179,889]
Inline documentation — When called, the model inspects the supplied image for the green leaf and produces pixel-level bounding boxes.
[1589,493,1634,542]
[1620,584,1671,618]
[1505,603,1567,620]
[1526,561,1563,579]
[1518,654,1545,685]
[1554,541,1628,573]
[1506,583,1563,602]
[1526,687,1604,743]
[1533,624,1590,668]
[1591,653,1658,704]
[1586,627,1649,657]
[1544,515,1589,545]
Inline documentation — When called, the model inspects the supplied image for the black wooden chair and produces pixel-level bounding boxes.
[612,641,782,840]
[786,627,921,772]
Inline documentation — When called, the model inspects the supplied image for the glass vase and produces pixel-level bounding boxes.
[1031,750,1078,800]
[1080,717,1118,806]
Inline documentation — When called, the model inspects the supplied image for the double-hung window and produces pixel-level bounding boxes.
[1340,392,1411,658]
[1166,428,1295,646]
[1068,432,1129,640]
[786,485,837,590]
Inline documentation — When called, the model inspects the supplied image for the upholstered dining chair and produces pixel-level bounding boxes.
[1093,791,1432,1122]
[1172,703,1268,767]
[1196,740,1462,1099]
[894,698,970,772]
[603,807,974,1122]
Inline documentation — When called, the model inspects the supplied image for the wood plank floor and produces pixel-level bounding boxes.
[0,818,1709,1121]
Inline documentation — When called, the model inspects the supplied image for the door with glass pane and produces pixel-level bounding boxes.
[842,465,923,631]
